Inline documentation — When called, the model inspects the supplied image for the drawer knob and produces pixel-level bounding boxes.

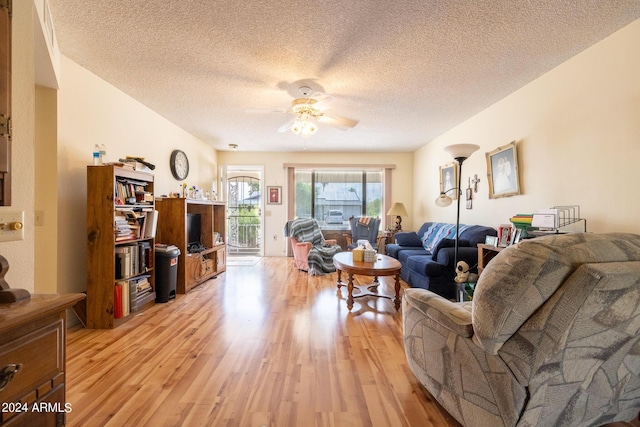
[0,363,23,392]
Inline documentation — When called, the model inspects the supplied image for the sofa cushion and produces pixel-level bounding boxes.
[431,238,470,259]
[407,255,444,276]
[398,249,432,265]
[459,225,498,245]
[394,231,422,247]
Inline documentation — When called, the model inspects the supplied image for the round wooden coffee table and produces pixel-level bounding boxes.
[333,251,402,311]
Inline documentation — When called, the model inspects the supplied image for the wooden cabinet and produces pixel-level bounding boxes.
[156,198,226,294]
[0,293,84,426]
[83,165,156,329]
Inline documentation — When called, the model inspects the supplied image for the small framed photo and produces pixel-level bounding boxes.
[267,186,282,204]
[439,162,459,199]
[486,141,521,199]
[485,235,498,246]
[511,229,522,245]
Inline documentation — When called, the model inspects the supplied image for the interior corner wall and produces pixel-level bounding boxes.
[56,55,217,295]
[1,0,36,292]
[35,85,58,293]
[413,17,640,234]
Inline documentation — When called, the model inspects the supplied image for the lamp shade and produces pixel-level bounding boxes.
[435,193,453,207]
[387,202,408,217]
[444,143,480,160]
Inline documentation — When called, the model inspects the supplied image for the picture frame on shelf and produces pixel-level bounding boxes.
[486,141,521,199]
[485,235,498,246]
[498,224,513,247]
[267,186,282,204]
[439,162,459,199]
[511,228,522,245]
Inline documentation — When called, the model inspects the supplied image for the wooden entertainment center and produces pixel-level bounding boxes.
[155,198,226,294]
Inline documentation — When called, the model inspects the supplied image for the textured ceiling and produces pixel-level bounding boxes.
[48,1,640,152]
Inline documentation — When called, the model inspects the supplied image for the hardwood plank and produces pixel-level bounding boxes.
[66,257,460,426]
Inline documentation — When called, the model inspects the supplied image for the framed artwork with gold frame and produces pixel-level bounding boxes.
[439,162,459,199]
[486,141,521,199]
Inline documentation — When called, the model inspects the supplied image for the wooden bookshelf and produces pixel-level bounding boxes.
[83,165,156,329]
[155,198,226,293]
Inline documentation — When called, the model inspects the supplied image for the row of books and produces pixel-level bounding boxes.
[114,275,154,319]
[509,213,533,225]
[114,209,158,242]
[115,241,153,279]
[115,177,152,205]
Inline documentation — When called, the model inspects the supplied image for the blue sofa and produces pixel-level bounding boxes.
[386,222,497,299]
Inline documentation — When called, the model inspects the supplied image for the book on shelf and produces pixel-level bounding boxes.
[510,214,533,226]
[115,243,152,279]
[115,248,132,279]
[133,289,155,312]
[115,178,150,202]
[143,210,158,238]
[116,275,153,313]
[122,280,130,317]
[129,280,138,312]
[114,283,123,319]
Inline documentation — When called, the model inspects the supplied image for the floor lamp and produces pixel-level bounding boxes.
[434,144,479,302]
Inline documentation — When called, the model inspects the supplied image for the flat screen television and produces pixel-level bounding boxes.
[186,213,202,250]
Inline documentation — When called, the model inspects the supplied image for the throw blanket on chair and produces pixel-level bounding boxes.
[358,216,372,226]
[284,218,342,275]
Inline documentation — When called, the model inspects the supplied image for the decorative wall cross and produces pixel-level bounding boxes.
[471,174,481,193]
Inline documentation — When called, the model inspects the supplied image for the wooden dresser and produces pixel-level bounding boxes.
[0,293,84,426]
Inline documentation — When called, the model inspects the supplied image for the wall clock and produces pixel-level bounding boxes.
[170,149,189,180]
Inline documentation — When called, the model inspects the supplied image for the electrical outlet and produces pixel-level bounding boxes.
[0,211,25,242]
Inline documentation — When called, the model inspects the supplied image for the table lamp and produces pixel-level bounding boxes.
[387,202,408,231]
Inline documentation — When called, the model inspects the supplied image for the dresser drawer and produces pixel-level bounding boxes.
[0,319,63,405]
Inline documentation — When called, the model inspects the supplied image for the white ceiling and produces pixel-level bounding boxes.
[47,1,640,153]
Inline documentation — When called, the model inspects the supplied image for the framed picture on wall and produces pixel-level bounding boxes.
[439,162,459,199]
[267,186,282,204]
[486,141,521,199]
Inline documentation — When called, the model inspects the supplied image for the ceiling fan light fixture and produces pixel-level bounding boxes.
[290,117,318,137]
[300,121,318,137]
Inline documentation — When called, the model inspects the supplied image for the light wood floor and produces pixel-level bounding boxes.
[66,256,460,427]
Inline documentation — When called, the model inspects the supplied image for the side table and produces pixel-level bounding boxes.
[477,243,505,276]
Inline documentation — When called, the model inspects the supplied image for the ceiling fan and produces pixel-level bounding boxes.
[253,86,359,138]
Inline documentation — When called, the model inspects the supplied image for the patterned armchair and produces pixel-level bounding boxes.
[403,232,640,427]
[284,218,342,275]
[344,217,382,250]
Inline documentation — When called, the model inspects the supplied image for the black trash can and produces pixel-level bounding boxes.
[155,244,180,303]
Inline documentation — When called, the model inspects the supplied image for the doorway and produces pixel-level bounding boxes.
[225,166,264,258]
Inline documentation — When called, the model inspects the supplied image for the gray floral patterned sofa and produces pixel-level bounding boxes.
[403,232,640,426]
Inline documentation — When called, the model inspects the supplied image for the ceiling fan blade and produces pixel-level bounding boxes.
[310,94,333,109]
[277,117,296,133]
[318,114,359,129]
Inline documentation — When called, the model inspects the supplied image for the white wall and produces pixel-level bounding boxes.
[55,56,218,294]
[218,151,413,256]
[413,18,640,234]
